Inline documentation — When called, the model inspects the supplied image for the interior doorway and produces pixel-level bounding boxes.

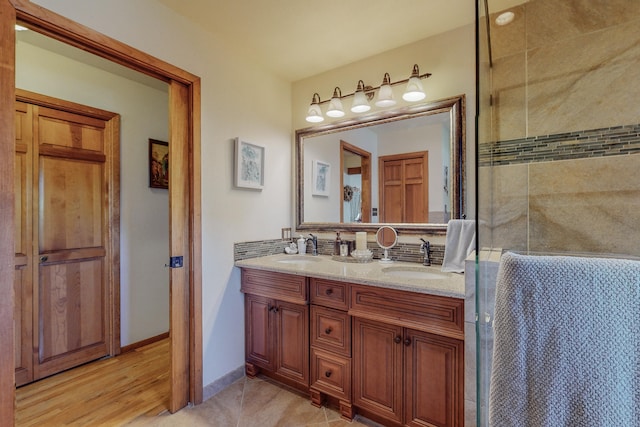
[340,140,371,223]
[0,1,203,423]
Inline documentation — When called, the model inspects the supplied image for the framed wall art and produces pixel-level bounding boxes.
[149,138,169,189]
[234,137,265,190]
[312,159,331,197]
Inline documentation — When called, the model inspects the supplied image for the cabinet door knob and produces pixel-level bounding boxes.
[325,327,332,335]
[325,370,332,378]
[394,335,402,344]
[404,338,412,346]
[325,288,333,296]
[40,255,49,262]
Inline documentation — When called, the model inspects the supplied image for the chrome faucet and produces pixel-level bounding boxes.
[309,234,318,256]
[419,238,431,266]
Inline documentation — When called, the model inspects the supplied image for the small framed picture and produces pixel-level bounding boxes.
[312,159,330,197]
[234,138,265,190]
[149,139,169,189]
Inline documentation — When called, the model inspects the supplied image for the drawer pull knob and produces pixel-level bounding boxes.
[325,288,333,296]
[325,370,332,378]
[404,338,412,346]
[394,335,402,344]
[325,327,332,335]
[40,255,49,262]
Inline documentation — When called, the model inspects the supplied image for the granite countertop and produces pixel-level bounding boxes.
[235,254,465,299]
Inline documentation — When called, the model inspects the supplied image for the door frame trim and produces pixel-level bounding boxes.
[1,0,203,421]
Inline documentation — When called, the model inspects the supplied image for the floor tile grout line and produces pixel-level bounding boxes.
[236,376,247,427]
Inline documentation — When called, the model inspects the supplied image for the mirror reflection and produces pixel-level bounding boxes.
[296,96,465,233]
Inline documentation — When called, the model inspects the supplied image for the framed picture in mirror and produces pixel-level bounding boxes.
[312,159,331,196]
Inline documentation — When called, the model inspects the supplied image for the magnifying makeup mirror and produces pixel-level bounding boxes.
[376,226,398,264]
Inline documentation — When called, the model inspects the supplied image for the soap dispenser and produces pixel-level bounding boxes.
[297,236,307,255]
[333,232,342,256]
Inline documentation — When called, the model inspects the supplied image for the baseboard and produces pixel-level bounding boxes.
[120,332,170,354]
[202,365,245,401]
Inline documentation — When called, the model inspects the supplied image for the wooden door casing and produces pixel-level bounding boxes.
[379,151,429,223]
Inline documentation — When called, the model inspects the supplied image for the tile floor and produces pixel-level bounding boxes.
[127,376,379,427]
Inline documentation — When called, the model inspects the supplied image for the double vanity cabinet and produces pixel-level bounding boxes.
[238,255,465,427]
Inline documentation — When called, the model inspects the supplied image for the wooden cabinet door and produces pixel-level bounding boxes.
[245,294,275,372]
[353,318,403,424]
[34,106,110,379]
[14,101,33,386]
[404,329,464,427]
[276,300,309,386]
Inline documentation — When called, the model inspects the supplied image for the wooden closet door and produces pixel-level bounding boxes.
[379,151,429,223]
[33,105,110,380]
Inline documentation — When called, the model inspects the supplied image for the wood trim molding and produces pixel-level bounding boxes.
[120,332,170,354]
[0,0,16,423]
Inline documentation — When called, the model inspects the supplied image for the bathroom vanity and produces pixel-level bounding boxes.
[237,254,465,427]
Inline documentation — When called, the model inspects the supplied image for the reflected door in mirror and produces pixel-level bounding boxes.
[379,151,428,223]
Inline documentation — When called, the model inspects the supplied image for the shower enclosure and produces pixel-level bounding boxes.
[475,0,640,425]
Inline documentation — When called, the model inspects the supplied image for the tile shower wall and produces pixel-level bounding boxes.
[480,0,640,257]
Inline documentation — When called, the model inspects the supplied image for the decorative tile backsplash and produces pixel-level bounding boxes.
[479,123,640,166]
[234,238,444,265]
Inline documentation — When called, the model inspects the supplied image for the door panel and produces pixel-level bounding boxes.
[33,102,111,381]
[39,157,103,251]
[14,101,33,386]
[38,260,106,371]
[245,294,275,371]
[379,152,429,223]
[405,329,463,427]
[353,318,403,423]
[276,300,309,385]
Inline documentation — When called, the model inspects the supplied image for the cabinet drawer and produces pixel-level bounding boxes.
[240,268,307,304]
[310,348,351,402]
[310,278,349,310]
[349,284,464,340]
[311,305,351,356]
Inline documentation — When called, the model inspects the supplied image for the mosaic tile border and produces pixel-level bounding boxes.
[479,124,640,166]
[234,238,444,265]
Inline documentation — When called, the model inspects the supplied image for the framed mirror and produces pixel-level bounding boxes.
[296,95,465,234]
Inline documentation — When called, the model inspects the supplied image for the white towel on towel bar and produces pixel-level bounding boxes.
[489,252,640,427]
[441,219,475,272]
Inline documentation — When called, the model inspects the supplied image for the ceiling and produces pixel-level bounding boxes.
[153,0,520,82]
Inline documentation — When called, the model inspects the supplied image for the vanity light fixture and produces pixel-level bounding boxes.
[402,64,426,102]
[351,80,371,113]
[305,64,431,122]
[326,87,345,118]
[305,93,324,123]
[375,73,396,107]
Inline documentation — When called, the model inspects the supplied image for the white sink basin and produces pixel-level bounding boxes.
[382,266,449,280]
[276,255,322,264]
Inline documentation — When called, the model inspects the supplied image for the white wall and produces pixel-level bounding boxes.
[16,40,170,346]
[292,24,477,221]
[30,0,293,388]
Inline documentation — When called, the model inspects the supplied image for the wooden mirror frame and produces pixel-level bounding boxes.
[295,95,466,235]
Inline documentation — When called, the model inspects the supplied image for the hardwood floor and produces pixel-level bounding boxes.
[16,339,169,426]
